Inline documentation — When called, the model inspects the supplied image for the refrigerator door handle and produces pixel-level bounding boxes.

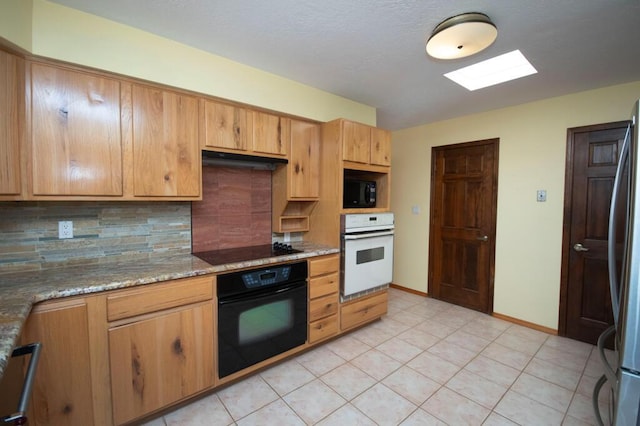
[598,325,617,384]
[608,123,631,326]
[593,374,609,426]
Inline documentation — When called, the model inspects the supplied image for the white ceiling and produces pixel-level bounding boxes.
[50,0,640,130]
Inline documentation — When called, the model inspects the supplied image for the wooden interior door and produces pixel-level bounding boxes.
[560,121,629,344]
[429,139,499,313]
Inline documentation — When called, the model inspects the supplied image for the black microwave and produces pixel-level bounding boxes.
[343,179,376,208]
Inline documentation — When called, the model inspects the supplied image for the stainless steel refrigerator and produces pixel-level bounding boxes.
[594,99,640,425]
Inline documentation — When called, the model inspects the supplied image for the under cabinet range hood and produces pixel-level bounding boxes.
[202,150,287,170]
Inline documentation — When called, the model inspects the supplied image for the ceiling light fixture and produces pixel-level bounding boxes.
[444,50,537,91]
[426,12,497,60]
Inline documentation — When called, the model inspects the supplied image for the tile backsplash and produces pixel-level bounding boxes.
[0,201,191,274]
[191,165,272,253]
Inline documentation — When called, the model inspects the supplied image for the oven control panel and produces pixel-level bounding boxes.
[242,266,291,288]
[342,212,395,233]
[217,260,308,299]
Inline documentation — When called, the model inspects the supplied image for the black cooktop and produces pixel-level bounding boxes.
[193,243,303,266]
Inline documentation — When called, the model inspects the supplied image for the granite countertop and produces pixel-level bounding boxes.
[0,242,339,379]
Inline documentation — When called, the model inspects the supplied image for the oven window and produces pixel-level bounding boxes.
[238,300,293,345]
[356,247,385,264]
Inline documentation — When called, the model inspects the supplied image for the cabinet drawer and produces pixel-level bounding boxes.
[309,254,339,277]
[309,272,339,299]
[309,293,339,322]
[340,291,388,331]
[107,275,214,321]
[309,315,339,343]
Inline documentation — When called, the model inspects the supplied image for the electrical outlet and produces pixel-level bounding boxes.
[58,221,73,239]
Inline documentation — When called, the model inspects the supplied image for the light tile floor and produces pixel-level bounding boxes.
[143,288,613,425]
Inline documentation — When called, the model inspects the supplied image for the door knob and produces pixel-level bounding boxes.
[476,235,489,242]
[573,243,590,252]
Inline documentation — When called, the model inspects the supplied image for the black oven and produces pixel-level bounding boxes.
[217,261,308,378]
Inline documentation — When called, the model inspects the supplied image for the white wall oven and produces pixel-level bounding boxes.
[217,261,308,378]
[341,213,394,298]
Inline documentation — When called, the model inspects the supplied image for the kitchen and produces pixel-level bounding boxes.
[2,0,640,425]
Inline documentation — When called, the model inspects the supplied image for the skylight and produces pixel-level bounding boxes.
[444,50,537,91]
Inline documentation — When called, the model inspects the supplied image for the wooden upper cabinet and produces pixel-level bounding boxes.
[131,84,200,197]
[342,120,371,164]
[251,110,287,156]
[30,63,123,196]
[288,119,320,199]
[370,127,391,166]
[202,101,287,157]
[0,50,23,197]
[341,120,391,167]
[202,100,248,151]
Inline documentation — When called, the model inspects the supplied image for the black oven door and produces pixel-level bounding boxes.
[218,281,307,378]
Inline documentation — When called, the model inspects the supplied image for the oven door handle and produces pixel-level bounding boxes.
[218,281,306,305]
[343,230,394,240]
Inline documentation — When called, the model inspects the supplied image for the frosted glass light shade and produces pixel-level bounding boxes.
[427,13,497,60]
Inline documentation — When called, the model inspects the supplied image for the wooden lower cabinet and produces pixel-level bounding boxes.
[16,259,389,425]
[22,298,95,426]
[308,255,340,343]
[340,291,388,331]
[108,303,214,425]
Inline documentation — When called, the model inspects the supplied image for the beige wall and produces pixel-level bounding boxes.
[1,0,376,126]
[391,81,640,330]
[0,0,32,51]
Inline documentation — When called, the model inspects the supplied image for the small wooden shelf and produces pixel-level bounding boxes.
[276,215,310,232]
[273,200,316,233]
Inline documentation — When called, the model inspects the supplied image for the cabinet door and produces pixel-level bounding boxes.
[370,127,391,166]
[109,303,214,424]
[132,84,200,197]
[251,110,287,156]
[30,63,122,195]
[202,100,248,151]
[22,300,95,425]
[288,119,319,198]
[0,50,22,196]
[342,120,370,164]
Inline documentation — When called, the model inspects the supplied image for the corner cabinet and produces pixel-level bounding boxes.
[22,298,96,426]
[0,50,24,199]
[201,99,287,158]
[129,84,201,198]
[272,119,321,233]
